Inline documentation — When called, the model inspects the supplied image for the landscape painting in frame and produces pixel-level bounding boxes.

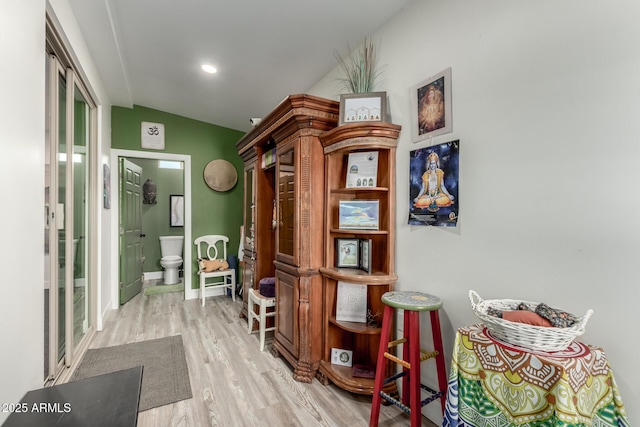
[339,200,379,230]
[411,67,452,142]
[409,140,459,227]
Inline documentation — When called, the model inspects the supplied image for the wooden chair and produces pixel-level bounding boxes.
[194,235,236,307]
[247,288,276,351]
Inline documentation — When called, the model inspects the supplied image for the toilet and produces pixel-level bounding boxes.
[159,236,184,285]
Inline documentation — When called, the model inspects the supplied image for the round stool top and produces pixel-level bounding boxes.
[381,291,442,311]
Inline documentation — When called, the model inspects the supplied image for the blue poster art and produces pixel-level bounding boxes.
[409,140,459,226]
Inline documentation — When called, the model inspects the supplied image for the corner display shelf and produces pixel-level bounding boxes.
[318,122,401,395]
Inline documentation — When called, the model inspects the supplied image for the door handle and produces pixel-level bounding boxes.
[140,233,146,238]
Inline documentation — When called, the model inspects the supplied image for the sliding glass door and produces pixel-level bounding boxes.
[72,83,90,353]
[44,52,94,382]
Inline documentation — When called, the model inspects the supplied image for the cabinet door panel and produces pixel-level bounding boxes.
[275,269,297,357]
[277,147,295,262]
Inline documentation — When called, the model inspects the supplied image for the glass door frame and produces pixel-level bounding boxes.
[45,14,99,384]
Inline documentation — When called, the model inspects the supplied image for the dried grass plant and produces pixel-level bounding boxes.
[334,37,383,94]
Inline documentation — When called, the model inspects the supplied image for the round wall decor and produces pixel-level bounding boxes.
[203,159,238,192]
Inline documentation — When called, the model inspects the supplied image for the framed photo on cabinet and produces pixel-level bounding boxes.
[338,200,379,230]
[339,92,387,126]
[336,238,360,268]
[410,67,452,142]
[346,151,378,188]
[331,348,353,367]
[359,239,372,273]
[335,238,372,272]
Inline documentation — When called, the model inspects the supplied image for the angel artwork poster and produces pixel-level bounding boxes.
[409,140,459,226]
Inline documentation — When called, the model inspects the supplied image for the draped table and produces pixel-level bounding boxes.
[443,324,628,427]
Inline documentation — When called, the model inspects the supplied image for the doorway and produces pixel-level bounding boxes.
[109,150,193,312]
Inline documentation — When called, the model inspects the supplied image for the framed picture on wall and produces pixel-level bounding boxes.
[170,195,184,227]
[409,140,459,227]
[410,67,452,142]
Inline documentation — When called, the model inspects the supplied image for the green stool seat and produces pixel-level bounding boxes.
[381,291,442,312]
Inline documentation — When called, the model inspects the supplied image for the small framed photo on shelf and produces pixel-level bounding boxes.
[339,92,387,126]
[346,151,379,188]
[410,67,452,142]
[338,200,379,230]
[331,348,353,367]
[359,239,372,274]
[335,238,372,273]
[336,238,360,268]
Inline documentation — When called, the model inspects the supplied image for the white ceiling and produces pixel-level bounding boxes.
[67,0,411,132]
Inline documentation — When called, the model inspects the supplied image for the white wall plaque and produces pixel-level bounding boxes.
[336,281,367,323]
[141,121,165,150]
[331,348,353,367]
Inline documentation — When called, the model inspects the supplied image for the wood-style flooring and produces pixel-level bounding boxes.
[86,281,438,427]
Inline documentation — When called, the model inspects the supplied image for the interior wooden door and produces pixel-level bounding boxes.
[119,158,143,304]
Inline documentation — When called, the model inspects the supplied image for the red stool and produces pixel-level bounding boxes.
[370,291,447,427]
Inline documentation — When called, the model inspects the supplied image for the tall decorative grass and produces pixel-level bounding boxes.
[334,37,383,94]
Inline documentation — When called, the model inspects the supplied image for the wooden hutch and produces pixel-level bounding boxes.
[235,94,339,382]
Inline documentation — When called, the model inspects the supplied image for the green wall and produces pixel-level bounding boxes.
[111,105,245,289]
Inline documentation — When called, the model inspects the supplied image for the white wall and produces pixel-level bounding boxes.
[310,0,639,424]
[0,2,111,423]
[0,2,46,423]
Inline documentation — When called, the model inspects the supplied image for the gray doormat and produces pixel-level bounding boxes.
[71,335,192,411]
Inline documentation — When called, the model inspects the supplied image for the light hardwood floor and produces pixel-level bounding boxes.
[87,281,438,427]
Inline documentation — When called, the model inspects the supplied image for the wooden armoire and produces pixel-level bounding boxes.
[235,94,339,382]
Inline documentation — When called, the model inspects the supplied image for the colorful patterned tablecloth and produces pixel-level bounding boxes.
[443,324,628,427]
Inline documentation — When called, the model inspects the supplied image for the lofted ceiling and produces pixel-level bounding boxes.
[67,0,410,132]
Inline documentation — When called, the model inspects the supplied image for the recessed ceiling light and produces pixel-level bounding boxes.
[201,64,217,74]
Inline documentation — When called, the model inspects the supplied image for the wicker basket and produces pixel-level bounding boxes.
[469,290,594,352]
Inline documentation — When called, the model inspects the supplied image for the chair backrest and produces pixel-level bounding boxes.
[194,235,229,261]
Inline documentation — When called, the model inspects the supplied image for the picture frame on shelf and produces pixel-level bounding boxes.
[331,348,353,367]
[339,92,387,126]
[336,281,367,323]
[336,238,360,268]
[359,239,372,274]
[335,238,372,273]
[346,151,379,188]
[339,200,379,230]
[410,67,452,142]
